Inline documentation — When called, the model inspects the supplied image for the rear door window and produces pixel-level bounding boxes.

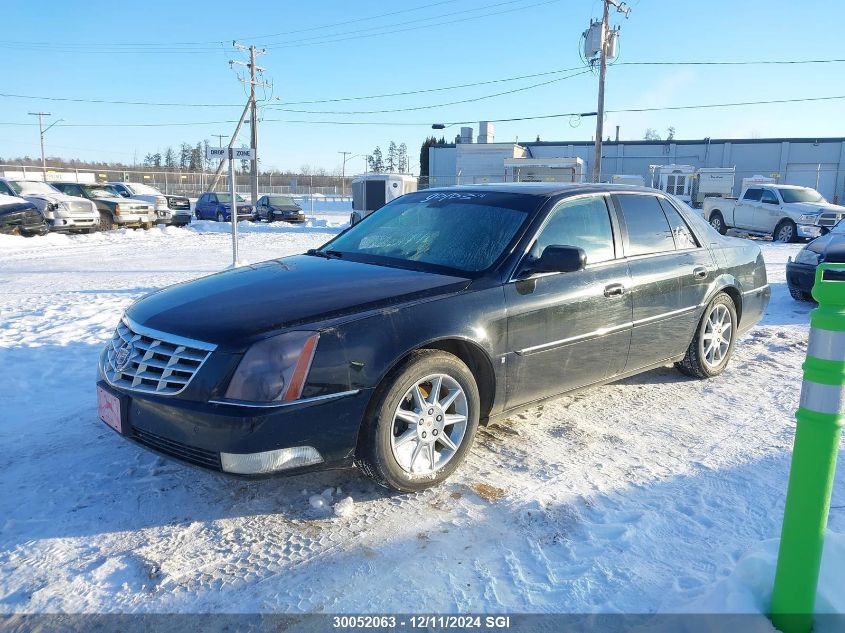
[658,198,700,250]
[743,188,763,202]
[615,194,676,256]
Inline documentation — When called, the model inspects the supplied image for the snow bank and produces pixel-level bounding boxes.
[676,531,845,632]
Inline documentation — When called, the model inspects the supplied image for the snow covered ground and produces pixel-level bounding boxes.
[0,220,843,625]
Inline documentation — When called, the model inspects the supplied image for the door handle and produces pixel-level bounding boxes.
[692,266,708,279]
[604,283,625,297]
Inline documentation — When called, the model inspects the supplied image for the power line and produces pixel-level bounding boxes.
[0,0,561,54]
[264,70,593,115]
[2,94,844,129]
[3,58,843,109]
[0,0,463,48]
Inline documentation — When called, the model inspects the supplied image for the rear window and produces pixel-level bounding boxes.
[615,194,675,256]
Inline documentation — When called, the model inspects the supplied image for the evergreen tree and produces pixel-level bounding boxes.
[178,143,192,170]
[190,142,203,171]
[368,146,385,173]
[164,147,177,169]
[418,136,438,183]
[398,142,408,172]
[386,141,398,172]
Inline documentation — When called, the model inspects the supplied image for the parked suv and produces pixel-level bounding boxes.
[107,182,192,226]
[256,195,305,223]
[195,192,255,221]
[0,179,99,233]
[52,182,155,230]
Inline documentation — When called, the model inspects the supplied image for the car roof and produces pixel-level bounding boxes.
[421,182,663,196]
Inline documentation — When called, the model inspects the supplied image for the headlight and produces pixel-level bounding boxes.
[114,204,121,215]
[799,214,819,223]
[795,249,821,266]
[155,196,168,209]
[224,331,319,403]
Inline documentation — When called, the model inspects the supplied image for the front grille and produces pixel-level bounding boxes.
[133,427,221,470]
[104,318,215,395]
[167,197,190,210]
[68,200,93,214]
[818,212,843,227]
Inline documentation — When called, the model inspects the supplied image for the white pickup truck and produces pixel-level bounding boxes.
[703,184,845,243]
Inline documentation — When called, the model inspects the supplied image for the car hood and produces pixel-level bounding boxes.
[807,231,845,254]
[127,254,471,349]
[22,191,79,205]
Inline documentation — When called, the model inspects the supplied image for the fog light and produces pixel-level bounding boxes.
[220,446,323,474]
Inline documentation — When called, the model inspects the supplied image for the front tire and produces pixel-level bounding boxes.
[774,219,798,243]
[356,350,480,492]
[99,212,114,231]
[216,211,226,223]
[788,284,813,302]
[709,211,727,235]
[675,292,738,379]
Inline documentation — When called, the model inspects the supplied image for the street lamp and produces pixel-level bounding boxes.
[27,113,63,179]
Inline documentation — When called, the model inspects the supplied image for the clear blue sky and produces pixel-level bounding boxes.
[2,0,843,175]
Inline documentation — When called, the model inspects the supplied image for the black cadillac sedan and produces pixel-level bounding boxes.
[97,184,770,491]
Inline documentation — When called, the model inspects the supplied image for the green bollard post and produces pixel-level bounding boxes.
[770,261,845,633]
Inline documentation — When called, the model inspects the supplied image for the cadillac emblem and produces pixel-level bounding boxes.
[115,341,135,372]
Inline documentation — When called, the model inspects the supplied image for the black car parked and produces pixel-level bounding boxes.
[256,195,306,223]
[97,184,770,491]
[786,223,845,301]
[0,194,49,236]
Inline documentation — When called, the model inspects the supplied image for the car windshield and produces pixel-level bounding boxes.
[217,193,246,203]
[10,180,60,195]
[124,183,161,195]
[319,191,539,275]
[779,187,826,204]
[84,186,117,199]
[268,196,297,206]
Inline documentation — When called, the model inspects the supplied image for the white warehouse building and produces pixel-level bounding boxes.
[427,126,845,203]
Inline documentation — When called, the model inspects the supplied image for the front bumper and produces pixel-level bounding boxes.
[169,213,192,226]
[797,223,823,239]
[47,216,100,231]
[97,351,369,476]
[786,261,817,294]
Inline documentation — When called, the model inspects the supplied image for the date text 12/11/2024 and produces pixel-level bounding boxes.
[332,616,511,629]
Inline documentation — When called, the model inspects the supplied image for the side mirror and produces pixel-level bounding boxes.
[529,245,587,275]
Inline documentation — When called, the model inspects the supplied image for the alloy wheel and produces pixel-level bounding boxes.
[776,223,794,243]
[390,374,468,475]
[710,217,722,231]
[702,304,733,368]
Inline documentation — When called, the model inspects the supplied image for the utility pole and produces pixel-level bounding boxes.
[588,0,629,183]
[339,151,352,197]
[231,42,269,209]
[28,112,61,179]
[213,134,227,148]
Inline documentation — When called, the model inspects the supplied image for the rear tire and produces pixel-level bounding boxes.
[788,284,813,302]
[350,211,362,226]
[774,219,798,243]
[709,211,727,235]
[356,350,480,492]
[99,212,113,231]
[675,292,738,379]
